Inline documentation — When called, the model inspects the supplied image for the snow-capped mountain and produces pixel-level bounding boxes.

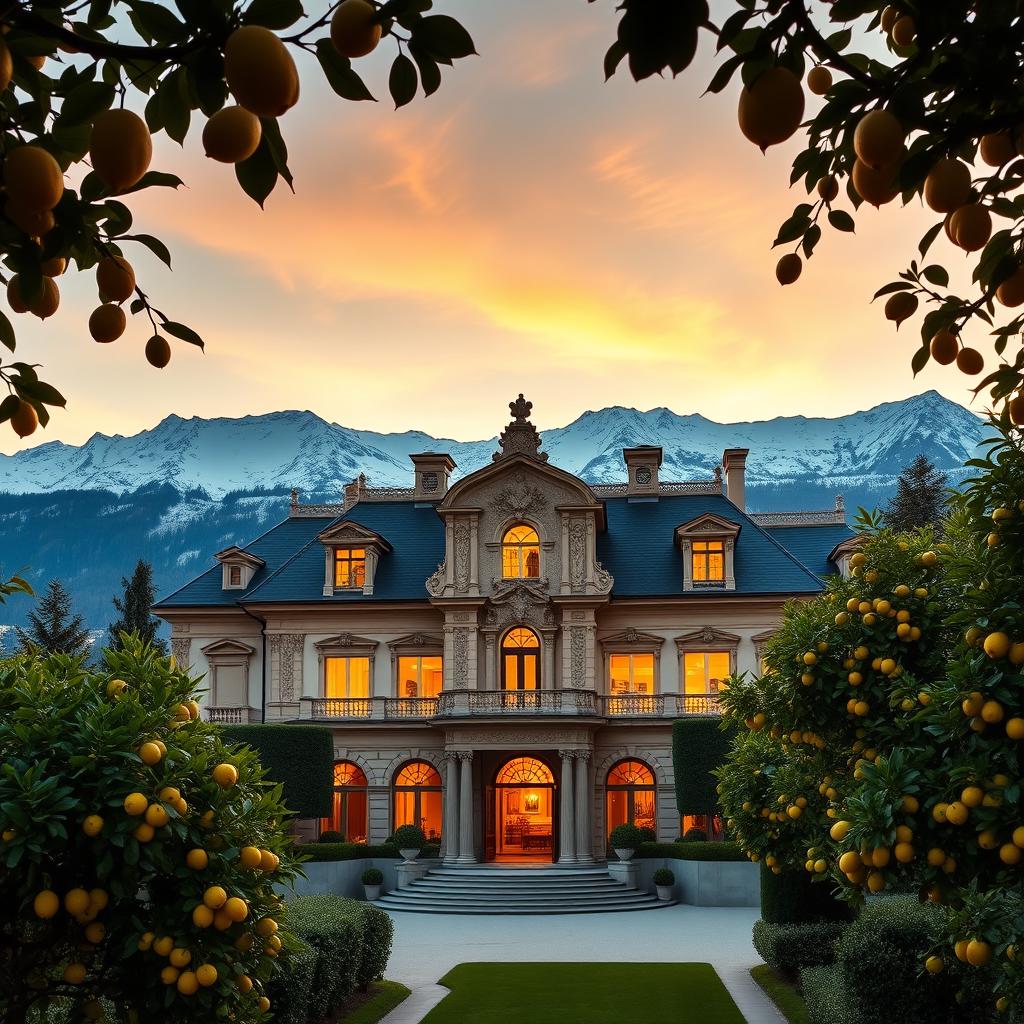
[0,390,990,499]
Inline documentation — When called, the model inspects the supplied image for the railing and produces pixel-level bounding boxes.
[206,706,257,724]
[678,694,722,716]
[308,697,373,719]
[385,697,439,718]
[604,694,664,717]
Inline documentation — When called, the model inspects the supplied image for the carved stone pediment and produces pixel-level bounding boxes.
[675,626,742,650]
[201,638,255,657]
[213,546,265,568]
[387,632,444,651]
[317,520,392,550]
[674,513,742,542]
[314,632,378,655]
[599,629,665,650]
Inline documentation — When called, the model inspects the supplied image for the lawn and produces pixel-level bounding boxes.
[421,963,745,1024]
[336,980,411,1024]
[750,965,809,1024]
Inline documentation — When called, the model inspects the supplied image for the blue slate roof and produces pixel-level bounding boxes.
[763,523,855,580]
[597,495,825,597]
[156,493,842,608]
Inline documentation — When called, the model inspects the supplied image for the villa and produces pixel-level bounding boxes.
[153,396,853,863]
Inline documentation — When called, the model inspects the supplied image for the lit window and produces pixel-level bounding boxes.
[393,761,443,841]
[502,525,540,578]
[683,651,731,694]
[228,565,242,586]
[397,655,443,698]
[321,761,368,843]
[606,759,657,839]
[325,656,370,698]
[502,627,540,690]
[692,539,725,582]
[334,548,366,589]
[609,653,655,695]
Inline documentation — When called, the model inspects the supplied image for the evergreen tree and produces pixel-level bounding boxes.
[883,455,949,532]
[15,579,90,656]
[108,560,166,654]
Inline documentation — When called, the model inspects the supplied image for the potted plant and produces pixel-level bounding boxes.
[390,824,427,862]
[361,867,384,901]
[609,823,645,861]
[653,867,675,900]
[318,829,343,844]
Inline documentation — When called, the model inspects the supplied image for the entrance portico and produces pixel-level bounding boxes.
[441,725,595,864]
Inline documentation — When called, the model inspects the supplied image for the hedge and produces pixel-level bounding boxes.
[220,723,334,818]
[800,965,852,1024]
[752,919,847,977]
[760,865,852,925]
[273,894,395,1024]
[673,716,734,815]
[633,841,746,861]
[297,842,441,862]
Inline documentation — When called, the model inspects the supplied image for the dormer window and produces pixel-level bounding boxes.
[674,514,741,592]
[334,548,366,590]
[214,546,264,591]
[692,539,725,583]
[502,525,540,578]
[318,521,391,597]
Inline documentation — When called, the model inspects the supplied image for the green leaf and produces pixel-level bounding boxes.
[409,43,441,97]
[244,0,304,29]
[827,210,856,233]
[603,40,626,80]
[918,221,944,258]
[121,171,185,194]
[121,233,172,268]
[0,394,19,421]
[911,344,931,376]
[389,53,417,109]
[260,118,293,192]
[235,135,279,208]
[0,310,15,352]
[15,379,66,408]
[315,40,375,102]
[58,81,115,125]
[412,14,477,60]
[921,264,950,288]
[162,321,205,349]
[157,67,191,145]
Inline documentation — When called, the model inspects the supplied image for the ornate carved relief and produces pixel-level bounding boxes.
[277,634,304,702]
[452,629,469,689]
[453,521,471,591]
[569,521,586,590]
[445,726,590,746]
[426,562,446,597]
[170,637,191,670]
[594,561,614,594]
[570,627,587,687]
[494,473,547,520]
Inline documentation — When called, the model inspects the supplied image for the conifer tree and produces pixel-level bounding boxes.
[884,455,948,533]
[15,579,90,655]
[108,560,166,654]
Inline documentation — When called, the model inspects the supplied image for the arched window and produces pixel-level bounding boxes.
[495,757,555,785]
[393,760,443,841]
[321,761,368,843]
[605,759,657,839]
[501,627,541,691]
[502,525,540,579]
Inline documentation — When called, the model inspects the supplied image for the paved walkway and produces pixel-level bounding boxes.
[378,905,785,1024]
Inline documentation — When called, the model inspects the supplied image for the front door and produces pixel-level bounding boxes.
[491,756,556,861]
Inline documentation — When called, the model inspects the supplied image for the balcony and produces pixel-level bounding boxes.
[205,706,259,724]
[297,690,721,721]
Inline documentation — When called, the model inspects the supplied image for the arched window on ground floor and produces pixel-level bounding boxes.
[393,760,443,841]
[605,759,657,839]
[321,760,368,843]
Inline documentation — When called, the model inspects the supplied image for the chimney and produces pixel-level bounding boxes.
[722,449,749,511]
[623,446,662,497]
[410,452,456,501]
[343,472,366,511]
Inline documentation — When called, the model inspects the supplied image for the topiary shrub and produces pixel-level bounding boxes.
[220,723,334,819]
[265,935,318,1024]
[652,868,675,886]
[683,827,709,842]
[0,640,298,1024]
[760,865,852,925]
[752,919,847,977]
[352,903,394,991]
[389,824,426,850]
[296,843,400,862]
[673,717,734,817]
[609,823,645,850]
[800,965,853,1024]
[361,868,383,885]
[318,829,344,844]
[638,826,657,842]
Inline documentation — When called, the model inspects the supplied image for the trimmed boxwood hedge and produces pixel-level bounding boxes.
[760,865,852,925]
[673,716,734,815]
[296,842,441,862]
[752,918,847,977]
[800,964,852,1024]
[272,894,395,1024]
[220,723,333,818]
[633,841,746,861]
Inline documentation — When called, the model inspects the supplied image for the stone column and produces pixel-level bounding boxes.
[542,628,557,690]
[575,751,593,863]
[558,750,577,864]
[443,754,459,864]
[483,633,497,691]
[456,751,476,863]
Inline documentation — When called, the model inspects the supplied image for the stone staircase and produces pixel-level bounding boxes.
[374,864,673,915]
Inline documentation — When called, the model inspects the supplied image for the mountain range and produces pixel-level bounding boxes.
[0,390,992,640]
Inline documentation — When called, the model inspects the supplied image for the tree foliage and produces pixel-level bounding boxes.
[715,418,1024,1015]
[108,560,166,654]
[0,638,300,1024]
[15,578,90,655]
[884,454,949,532]
[0,0,476,441]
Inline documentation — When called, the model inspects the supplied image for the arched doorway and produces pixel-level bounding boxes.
[605,759,657,840]
[502,627,541,690]
[321,760,368,843]
[392,760,443,842]
[490,756,556,861]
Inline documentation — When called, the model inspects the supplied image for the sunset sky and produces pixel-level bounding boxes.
[1,0,987,455]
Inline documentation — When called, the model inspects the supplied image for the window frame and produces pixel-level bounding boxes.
[691,538,725,583]
[607,652,657,696]
[321,760,369,843]
[314,634,378,700]
[392,760,444,841]
[323,655,372,699]
[396,654,444,698]
[605,758,658,840]
[501,626,542,691]
[501,524,541,580]
[333,547,367,590]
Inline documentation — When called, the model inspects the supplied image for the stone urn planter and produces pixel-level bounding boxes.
[391,825,427,865]
[361,868,383,901]
[653,867,675,900]
[399,848,421,863]
[609,824,645,863]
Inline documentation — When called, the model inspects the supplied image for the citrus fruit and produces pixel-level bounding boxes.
[4,145,64,211]
[145,334,171,368]
[737,67,805,151]
[11,399,38,438]
[64,963,87,985]
[90,109,152,192]
[139,741,163,765]
[186,848,209,870]
[89,303,127,344]
[224,26,300,118]
[202,105,262,163]
[212,762,238,788]
[224,896,248,922]
[924,158,972,213]
[956,347,984,375]
[775,253,802,285]
[192,904,214,928]
[203,885,228,909]
[806,65,831,95]
[239,845,263,869]
[196,963,218,987]
[123,792,148,816]
[330,0,382,58]
[176,971,199,995]
[854,109,904,170]
[96,255,135,302]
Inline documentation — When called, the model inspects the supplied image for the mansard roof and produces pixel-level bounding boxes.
[155,485,849,609]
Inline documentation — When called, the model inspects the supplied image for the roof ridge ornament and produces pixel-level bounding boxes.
[494,393,548,463]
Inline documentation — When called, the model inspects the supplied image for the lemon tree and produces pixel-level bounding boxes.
[602,1,1024,422]
[0,0,476,440]
[0,637,298,1024]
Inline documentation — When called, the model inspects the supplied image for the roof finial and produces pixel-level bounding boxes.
[290,488,299,507]
[510,393,532,423]
[494,394,547,463]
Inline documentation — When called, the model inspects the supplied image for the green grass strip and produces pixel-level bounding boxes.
[750,964,810,1024]
[422,962,745,1024]
[339,980,412,1024]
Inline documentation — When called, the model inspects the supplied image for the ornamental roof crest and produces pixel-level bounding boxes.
[493,394,548,463]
